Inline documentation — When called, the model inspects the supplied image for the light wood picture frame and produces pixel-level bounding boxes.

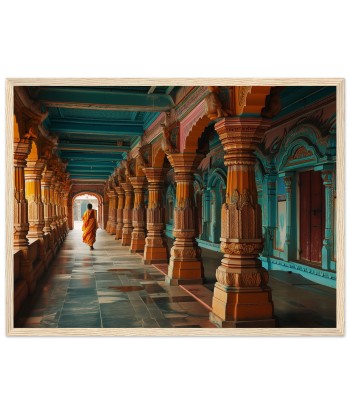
[5,78,345,336]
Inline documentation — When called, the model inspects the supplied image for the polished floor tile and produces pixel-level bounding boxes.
[15,226,336,329]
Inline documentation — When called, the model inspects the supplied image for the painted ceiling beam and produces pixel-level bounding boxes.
[49,120,144,135]
[69,171,111,177]
[68,169,114,175]
[59,143,129,153]
[64,161,119,167]
[70,175,108,182]
[36,87,174,111]
[67,164,116,169]
[59,151,125,160]
[59,143,130,151]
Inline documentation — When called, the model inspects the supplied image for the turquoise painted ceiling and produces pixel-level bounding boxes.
[26,85,335,181]
[27,86,179,181]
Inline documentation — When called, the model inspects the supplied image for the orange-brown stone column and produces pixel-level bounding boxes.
[115,185,125,240]
[50,178,57,233]
[105,190,112,233]
[107,189,117,235]
[13,117,36,295]
[14,138,31,249]
[24,160,45,239]
[165,153,204,285]
[143,168,169,264]
[209,117,276,328]
[121,181,134,245]
[54,180,64,243]
[41,169,53,234]
[49,176,59,252]
[129,177,147,253]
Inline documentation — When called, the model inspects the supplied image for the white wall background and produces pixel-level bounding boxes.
[1,2,348,414]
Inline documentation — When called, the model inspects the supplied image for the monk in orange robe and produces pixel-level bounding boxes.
[82,203,98,250]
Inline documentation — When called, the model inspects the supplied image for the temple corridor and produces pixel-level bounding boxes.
[11,84,338,329]
[15,226,336,329]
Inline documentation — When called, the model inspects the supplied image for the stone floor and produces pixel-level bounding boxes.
[15,225,336,329]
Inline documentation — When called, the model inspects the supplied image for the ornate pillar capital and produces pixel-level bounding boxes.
[166,152,204,176]
[282,173,294,192]
[215,117,270,155]
[128,176,147,191]
[142,167,168,184]
[321,169,335,186]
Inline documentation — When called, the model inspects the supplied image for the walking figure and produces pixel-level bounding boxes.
[82,203,98,250]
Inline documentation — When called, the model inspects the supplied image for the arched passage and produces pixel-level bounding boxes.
[71,191,104,229]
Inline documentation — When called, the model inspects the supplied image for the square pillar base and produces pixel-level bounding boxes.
[166,259,203,285]
[143,246,169,264]
[121,234,132,246]
[210,283,276,327]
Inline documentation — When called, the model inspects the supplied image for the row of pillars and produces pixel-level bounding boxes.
[105,117,276,327]
[14,150,70,251]
[14,132,70,302]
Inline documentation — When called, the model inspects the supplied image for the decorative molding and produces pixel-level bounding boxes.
[235,86,252,115]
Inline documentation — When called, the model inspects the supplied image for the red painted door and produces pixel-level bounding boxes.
[299,171,325,263]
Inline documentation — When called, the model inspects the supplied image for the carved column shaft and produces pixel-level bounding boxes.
[282,173,293,261]
[107,190,117,235]
[165,153,204,285]
[41,171,53,233]
[143,168,169,264]
[24,163,45,239]
[321,169,335,270]
[14,157,30,249]
[55,182,63,224]
[210,117,275,327]
[115,186,125,239]
[106,191,113,233]
[13,118,36,296]
[129,177,147,253]
[50,179,57,229]
[63,194,69,232]
[262,174,277,257]
[121,182,134,245]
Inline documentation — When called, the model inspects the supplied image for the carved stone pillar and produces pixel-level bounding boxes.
[121,181,134,246]
[165,153,204,285]
[129,176,147,253]
[107,190,117,234]
[321,169,335,270]
[14,138,31,249]
[103,200,109,230]
[49,177,59,252]
[67,197,73,230]
[50,178,57,231]
[143,168,169,264]
[105,191,112,233]
[115,185,125,239]
[281,172,294,262]
[24,160,45,239]
[261,173,277,257]
[210,118,276,327]
[41,169,53,234]
[63,193,69,233]
[13,115,37,294]
[53,181,62,242]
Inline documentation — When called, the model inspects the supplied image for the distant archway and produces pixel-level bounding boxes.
[71,191,104,229]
